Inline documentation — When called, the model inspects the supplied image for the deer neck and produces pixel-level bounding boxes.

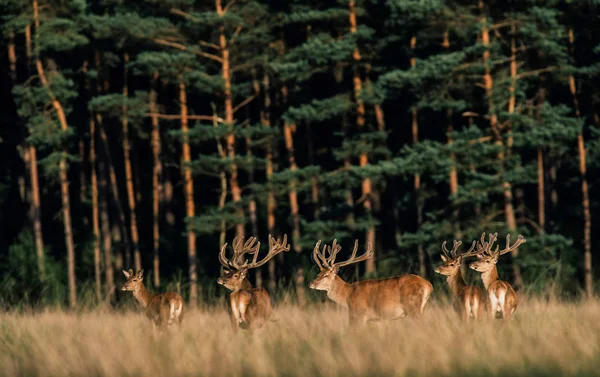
[233,278,253,293]
[446,270,466,296]
[480,266,499,290]
[132,283,152,308]
[327,276,351,308]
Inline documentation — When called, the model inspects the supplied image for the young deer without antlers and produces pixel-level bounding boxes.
[434,240,485,321]
[217,234,290,332]
[308,240,433,325]
[121,269,184,328]
[469,233,526,320]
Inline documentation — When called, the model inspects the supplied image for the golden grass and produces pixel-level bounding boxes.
[1,298,599,377]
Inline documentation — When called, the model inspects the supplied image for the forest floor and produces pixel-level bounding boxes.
[0,298,598,377]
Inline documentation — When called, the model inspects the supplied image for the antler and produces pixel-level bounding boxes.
[244,234,290,269]
[219,236,261,270]
[441,239,479,260]
[497,233,526,256]
[313,239,373,270]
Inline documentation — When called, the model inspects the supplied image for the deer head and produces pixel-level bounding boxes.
[217,234,290,291]
[122,269,144,291]
[469,233,526,272]
[308,239,373,291]
[434,239,479,276]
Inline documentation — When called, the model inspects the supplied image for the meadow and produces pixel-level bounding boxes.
[1,298,599,377]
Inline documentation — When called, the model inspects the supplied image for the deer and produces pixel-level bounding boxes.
[434,239,486,321]
[469,232,526,320]
[217,234,290,332]
[121,269,184,329]
[308,239,433,325]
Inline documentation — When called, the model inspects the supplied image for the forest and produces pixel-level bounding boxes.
[1,0,600,309]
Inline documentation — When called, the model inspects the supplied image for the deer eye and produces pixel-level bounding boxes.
[234,274,239,278]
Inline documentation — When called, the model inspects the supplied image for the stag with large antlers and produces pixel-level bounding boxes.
[308,240,433,325]
[217,234,290,332]
[434,239,486,320]
[469,232,526,320]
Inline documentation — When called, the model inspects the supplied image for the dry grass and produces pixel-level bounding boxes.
[1,298,599,377]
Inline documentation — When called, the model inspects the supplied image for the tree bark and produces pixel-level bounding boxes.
[95,51,129,269]
[409,35,426,279]
[121,53,141,272]
[217,0,244,239]
[349,0,375,274]
[568,28,592,299]
[180,79,197,305]
[479,2,523,288]
[21,23,46,283]
[263,74,277,293]
[150,72,162,287]
[89,114,102,301]
[34,0,76,306]
[98,133,114,302]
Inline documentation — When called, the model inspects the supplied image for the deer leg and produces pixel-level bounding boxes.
[488,293,499,320]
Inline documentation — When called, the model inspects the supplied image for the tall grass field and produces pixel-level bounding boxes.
[1,298,599,377]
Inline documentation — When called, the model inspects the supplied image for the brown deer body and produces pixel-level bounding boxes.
[469,233,526,320]
[218,235,290,332]
[309,240,433,325]
[121,269,184,328]
[434,240,485,320]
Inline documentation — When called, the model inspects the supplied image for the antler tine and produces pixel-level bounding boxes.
[326,239,342,266]
[219,243,232,269]
[230,236,261,269]
[450,240,462,258]
[485,232,499,255]
[244,234,290,269]
[458,240,480,258]
[313,241,326,270]
[333,240,373,268]
[441,241,451,259]
[498,233,526,256]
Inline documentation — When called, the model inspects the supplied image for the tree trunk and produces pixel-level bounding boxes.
[349,0,375,274]
[217,0,244,239]
[121,53,141,272]
[263,74,277,293]
[280,83,305,304]
[150,72,162,288]
[479,2,523,288]
[408,35,426,279]
[568,28,592,299]
[443,32,459,201]
[34,0,76,307]
[95,51,129,269]
[21,23,46,283]
[180,79,197,305]
[89,114,102,301]
[98,138,114,302]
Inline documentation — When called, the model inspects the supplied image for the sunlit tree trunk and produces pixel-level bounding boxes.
[263,74,277,293]
[179,79,197,305]
[121,53,141,272]
[149,72,162,287]
[479,2,522,288]
[89,114,102,301]
[19,24,47,283]
[568,28,592,299]
[349,0,375,274]
[409,35,426,279]
[217,0,244,239]
[34,0,76,307]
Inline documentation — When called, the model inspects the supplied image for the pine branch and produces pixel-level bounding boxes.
[152,38,224,63]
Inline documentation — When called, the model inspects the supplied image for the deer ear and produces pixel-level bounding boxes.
[137,269,144,279]
[240,269,247,278]
[440,254,447,262]
[477,254,483,259]
[223,269,230,274]
[123,270,131,278]
[332,265,340,274]
[457,255,462,263]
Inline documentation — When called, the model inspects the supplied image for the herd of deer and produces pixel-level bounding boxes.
[121,232,526,332]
